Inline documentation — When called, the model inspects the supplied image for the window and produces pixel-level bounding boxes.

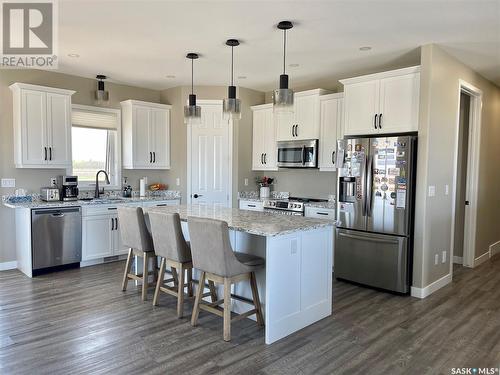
[71,105,121,189]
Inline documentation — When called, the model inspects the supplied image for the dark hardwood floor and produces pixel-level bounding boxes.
[1,256,499,375]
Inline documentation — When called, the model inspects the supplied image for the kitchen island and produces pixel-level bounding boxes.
[146,204,334,344]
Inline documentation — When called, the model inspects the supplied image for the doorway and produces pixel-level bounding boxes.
[187,100,233,207]
[451,81,483,269]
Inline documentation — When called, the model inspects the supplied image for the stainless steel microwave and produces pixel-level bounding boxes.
[277,139,318,168]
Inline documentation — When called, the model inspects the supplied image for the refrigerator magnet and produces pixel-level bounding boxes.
[396,190,406,209]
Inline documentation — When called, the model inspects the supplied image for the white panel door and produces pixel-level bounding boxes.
[294,94,319,140]
[343,80,379,136]
[151,108,170,168]
[190,103,230,207]
[46,92,71,167]
[252,109,265,170]
[133,106,152,167]
[319,97,341,171]
[21,89,47,165]
[378,73,420,133]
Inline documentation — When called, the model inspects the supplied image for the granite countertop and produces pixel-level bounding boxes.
[146,204,334,237]
[3,193,181,209]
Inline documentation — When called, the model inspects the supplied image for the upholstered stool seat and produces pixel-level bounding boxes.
[118,206,158,301]
[188,216,264,341]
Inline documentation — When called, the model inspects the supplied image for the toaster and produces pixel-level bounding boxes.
[40,187,60,202]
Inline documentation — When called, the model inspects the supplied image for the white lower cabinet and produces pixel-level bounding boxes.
[81,200,180,262]
[304,206,336,220]
[239,200,264,212]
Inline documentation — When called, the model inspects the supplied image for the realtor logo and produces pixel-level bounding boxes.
[1,0,58,68]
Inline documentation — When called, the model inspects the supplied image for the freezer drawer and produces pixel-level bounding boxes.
[31,207,82,270]
[334,228,409,293]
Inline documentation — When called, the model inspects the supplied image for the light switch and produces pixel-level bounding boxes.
[445,185,449,196]
[1,178,15,188]
[176,178,180,186]
[428,185,436,197]
[244,178,248,186]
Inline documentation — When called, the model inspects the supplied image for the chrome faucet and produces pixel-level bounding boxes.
[95,170,110,198]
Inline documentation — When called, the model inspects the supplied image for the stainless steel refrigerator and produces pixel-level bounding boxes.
[335,135,417,293]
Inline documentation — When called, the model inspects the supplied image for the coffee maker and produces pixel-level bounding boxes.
[58,176,79,201]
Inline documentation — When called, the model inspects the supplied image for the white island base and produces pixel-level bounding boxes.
[178,222,333,344]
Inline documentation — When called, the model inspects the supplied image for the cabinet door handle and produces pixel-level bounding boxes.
[149,152,152,163]
[49,147,52,161]
[111,217,114,230]
[44,147,47,161]
[264,153,267,164]
[378,113,382,129]
[331,151,335,164]
[153,152,156,163]
[295,124,299,137]
[374,114,378,129]
[291,125,294,137]
[261,153,263,164]
[115,217,118,230]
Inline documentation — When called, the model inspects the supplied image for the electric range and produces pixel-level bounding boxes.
[263,197,328,216]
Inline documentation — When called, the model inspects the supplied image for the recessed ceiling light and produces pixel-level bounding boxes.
[289,63,300,68]
[359,46,372,51]
[165,75,176,79]
[67,53,80,58]
[237,75,247,79]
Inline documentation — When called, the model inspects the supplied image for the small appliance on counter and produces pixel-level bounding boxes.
[40,187,60,202]
[123,185,132,198]
[58,176,79,201]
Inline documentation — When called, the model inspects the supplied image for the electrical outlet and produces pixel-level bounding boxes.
[445,185,449,196]
[1,178,15,188]
[50,178,57,187]
[176,178,180,186]
[428,185,436,197]
[244,178,248,186]
[435,254,439,265]
[442,251,447,263]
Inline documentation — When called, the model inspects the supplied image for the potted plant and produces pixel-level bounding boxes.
[256,176,274,198]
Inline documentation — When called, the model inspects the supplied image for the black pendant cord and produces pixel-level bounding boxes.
[191,58,194,95]
[231,46,234,87]
[283,29,287,75]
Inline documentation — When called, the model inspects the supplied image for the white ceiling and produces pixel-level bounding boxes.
[57,0,500,91]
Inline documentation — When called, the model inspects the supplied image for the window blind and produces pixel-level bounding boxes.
[72,109,118,130]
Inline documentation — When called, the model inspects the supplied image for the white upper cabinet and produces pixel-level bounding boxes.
[340,66,420,136]
[10,83,75,168]
[276,89,331,141]
[121,100,171,170]
[252,103,277,171]
[319,93,343,171]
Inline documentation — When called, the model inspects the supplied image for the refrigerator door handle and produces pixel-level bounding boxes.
[338,231,400,245]
[366,154,374,216]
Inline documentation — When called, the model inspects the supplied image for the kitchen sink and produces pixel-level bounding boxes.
[79,197,129,204]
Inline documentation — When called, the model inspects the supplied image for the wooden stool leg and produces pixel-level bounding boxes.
[171,267,179,288]
[177,263,185,318]
[191,271,205,326]
[142,252,148,301]
[153,256,159,283]
[208,280,218,302]
[187,268,194,297]
[250,272,264,326]
[121,248,133,291]
[153,258,166,306]
[223,277,232,341]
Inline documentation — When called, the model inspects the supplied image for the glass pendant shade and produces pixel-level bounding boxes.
[223,85,241,120]
[184,94,201,124]
[273,74,294,113]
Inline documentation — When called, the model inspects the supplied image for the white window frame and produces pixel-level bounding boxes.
[70,104,122,191]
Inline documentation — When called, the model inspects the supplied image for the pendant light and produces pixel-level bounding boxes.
[223,39,241,120]
[184,53,201,124]
[273,21,294,113]
[95,74,109,104]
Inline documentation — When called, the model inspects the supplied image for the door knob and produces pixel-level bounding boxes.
[193,194,203,198]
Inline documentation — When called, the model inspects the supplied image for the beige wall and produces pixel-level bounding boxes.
[413,44,500,288]
[159,85,265,207]
[0,69,169,263]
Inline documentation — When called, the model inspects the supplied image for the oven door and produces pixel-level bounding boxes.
[277,139,318,168]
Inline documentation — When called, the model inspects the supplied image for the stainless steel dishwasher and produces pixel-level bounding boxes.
[31,207,82,272]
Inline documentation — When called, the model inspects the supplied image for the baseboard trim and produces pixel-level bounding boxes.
[490,240,500,257]
[453,256,463,264]
[0,261,18,271]
[411,273,452,299]
[474,250,491,267]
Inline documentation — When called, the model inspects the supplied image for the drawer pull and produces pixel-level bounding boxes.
[156,204,167,207]
[317,212,329,216]
[107,207,117,210]
[247,204,256,207]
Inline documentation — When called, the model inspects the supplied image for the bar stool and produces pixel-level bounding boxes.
[149,211,196,318]
[118,206,157,301]
[188,216,265,342]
